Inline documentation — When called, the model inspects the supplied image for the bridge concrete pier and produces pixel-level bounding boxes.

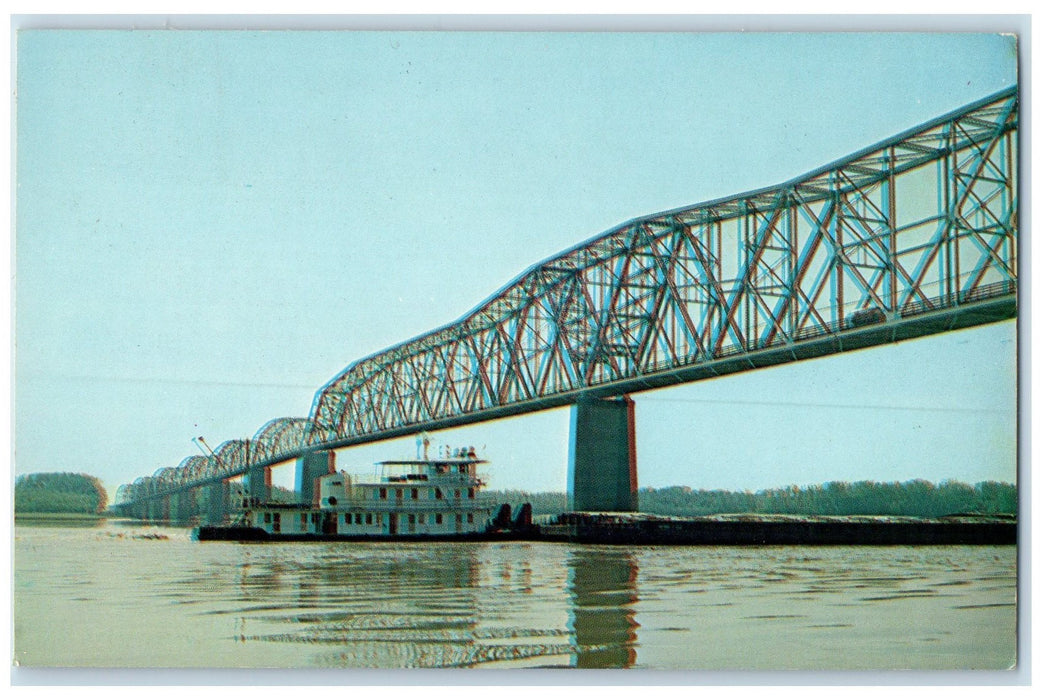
[568,395,638,513]
[192,488,203,520]
[174,490,195,522]
[205,481,230,525]
[244,466,271,505]
[296,451,336,505]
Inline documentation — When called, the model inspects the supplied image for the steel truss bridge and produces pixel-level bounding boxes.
[116,87,1018,511]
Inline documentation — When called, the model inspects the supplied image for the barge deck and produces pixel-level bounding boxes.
[196,511,1016,545]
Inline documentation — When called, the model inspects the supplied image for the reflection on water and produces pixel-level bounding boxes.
[568,548,638,668]
[194,541,487,667]
[13,521,1017,669]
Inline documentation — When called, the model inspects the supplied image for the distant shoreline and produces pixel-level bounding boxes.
[14,512,106,522]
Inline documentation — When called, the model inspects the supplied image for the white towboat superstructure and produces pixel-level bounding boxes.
[202,447,507,540]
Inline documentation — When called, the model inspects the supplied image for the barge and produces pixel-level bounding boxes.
[538,511,1017,546]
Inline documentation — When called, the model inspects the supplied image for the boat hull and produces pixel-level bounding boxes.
[193,524,535,543]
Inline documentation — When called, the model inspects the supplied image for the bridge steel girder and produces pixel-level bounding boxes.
[116,87,1018,511]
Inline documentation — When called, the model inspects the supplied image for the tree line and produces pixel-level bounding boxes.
[15,473,108,514]
[21,471,1008,518]
[487,479,1017,518]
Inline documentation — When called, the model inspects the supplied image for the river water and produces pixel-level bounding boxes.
[13,519,1017,670]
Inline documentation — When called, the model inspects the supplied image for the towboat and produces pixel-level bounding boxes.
[194,447,534,541]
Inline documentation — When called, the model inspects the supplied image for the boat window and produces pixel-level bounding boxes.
[395,488,403,500]
[459,465,466,474]
[455,514,463,524]
[454,490,461,499]
[264,513,271,524]
[408,514,416,524]
[418,514,425,524]
[379,488,387,499]
[435,513,443,525]
[365,513,372,525]
[410,488,418,500]
[355,513,362,525]
[467,513,474,523]
[468,488,475,499]
[435,488,442,500]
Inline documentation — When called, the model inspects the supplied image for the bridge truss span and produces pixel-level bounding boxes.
[306,87,1018,450]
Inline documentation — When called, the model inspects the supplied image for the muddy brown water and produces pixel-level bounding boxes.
[13,519,1016,669]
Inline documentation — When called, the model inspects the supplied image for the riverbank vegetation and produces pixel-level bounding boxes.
[487,479,1017,518]
[14,473,108,514]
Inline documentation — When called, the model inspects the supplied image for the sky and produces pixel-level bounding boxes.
[13,29,1020,500]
